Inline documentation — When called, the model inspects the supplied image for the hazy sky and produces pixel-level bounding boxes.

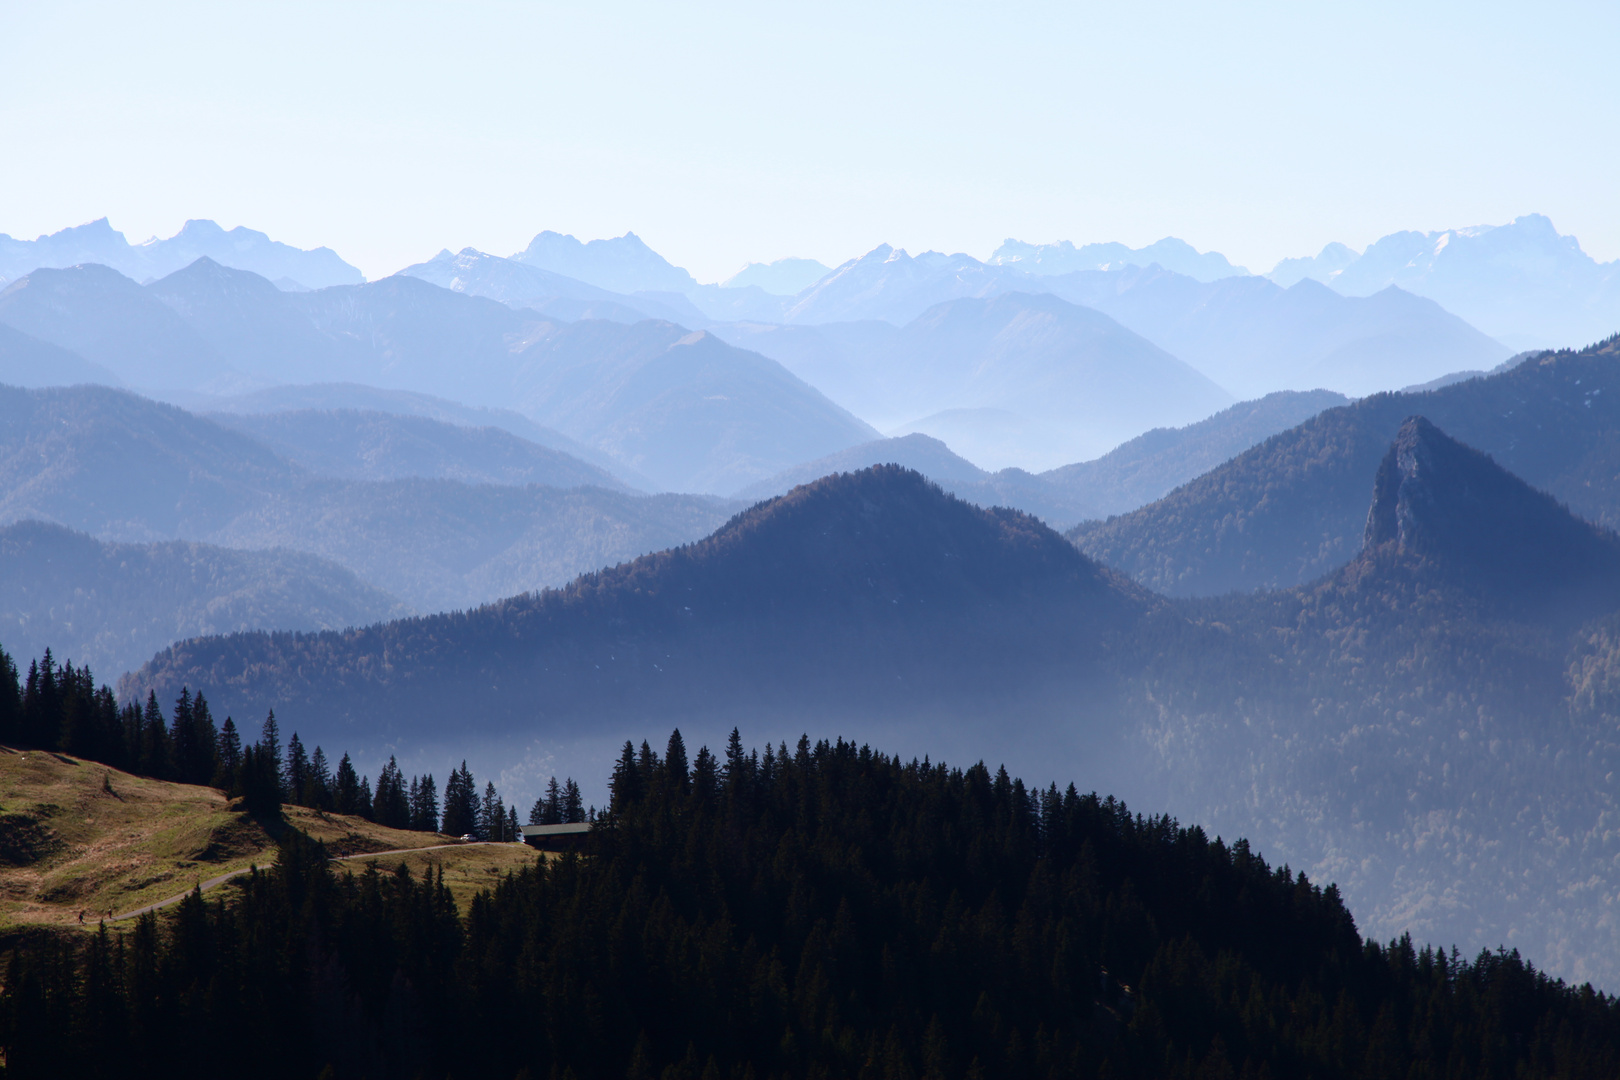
[2,0,1616,283]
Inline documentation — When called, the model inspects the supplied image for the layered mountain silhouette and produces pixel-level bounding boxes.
[513,229,700,295]
[113,432,1620,985]
[0,264,237,392]
[1269,213,1620,349]
[724,291,1233,468]
[3,259,876,492]
[0,324,122,389]
[1073,335,1620,595]
[124,466,1150,776]
[0,217,362,289]
[400,247,706,326]
[506,322,879,492]
[720,257,831,295]
[733,244,1505,402]
[200,381,651,489]
[1041,388,1348,516]
[734,390,1344,528]
[1043,266,1509,398]
[0,384,734,611]
[989,236,1248,280]
[146,256,345,384]
[0,520,409,677]
[208,409,634,491]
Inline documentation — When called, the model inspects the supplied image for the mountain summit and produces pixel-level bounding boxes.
[1357,415,1620,618]
[123,466,1149,774]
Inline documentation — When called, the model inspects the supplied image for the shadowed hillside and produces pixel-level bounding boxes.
[1072,334,1620,595]
[0,520,410,677]
[124,466,1152,777]
[1140,416,1620,983]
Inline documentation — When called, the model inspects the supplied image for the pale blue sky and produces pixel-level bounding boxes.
[1,0,1615,282]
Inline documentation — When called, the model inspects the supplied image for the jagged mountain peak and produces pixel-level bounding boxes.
[1357,415,1620,616]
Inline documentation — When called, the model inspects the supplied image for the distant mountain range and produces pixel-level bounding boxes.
[197,382,656,490]
[401,247,710,326]
[0,324,122,389]
[513,230,700,295]
[0,384,736,611]
[1269,214,1620,350]
[719,258,831,295]
[1042,266,1509,399]
[734,389,1345,528]
[0,217,362,289]
[1072,335,1620,596]
[0,520,408,677]
[738,244,1506,400]
[989,236,1249,281]
[207,409,634,492]
[722,291,1233,468]
[0,260,878,493]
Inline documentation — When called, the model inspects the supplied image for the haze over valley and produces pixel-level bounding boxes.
[2,204,1618,990]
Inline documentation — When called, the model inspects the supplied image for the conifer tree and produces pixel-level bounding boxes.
[375,757,410,828]
[335,753,362,815]
[167,688,195,783]
[665,729,689,794]
[139,692,170,779]
[441,762,479,837]
[411,773,438,832]
[237,743,281,816]
[723,727,747,788]
[20,652,59,749]
[480,781,502,840]
[563,778,585,823]
[0,646,19,746]
[507,805,520,842]
[539,777,563,825]
[307,746,333,809]
[611,741,642,812]
[214,717,242,789]
[258,712,283,799]
[284,733,310,806]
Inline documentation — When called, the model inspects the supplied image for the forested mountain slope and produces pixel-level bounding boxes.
[1143,416,1620,984]
[123,438,1620,986]
[1072,334,1620,595]
[1040,388,1347,518]
[125,467,1153,782]
[0,520,408,685]
[10,733,1619,1079]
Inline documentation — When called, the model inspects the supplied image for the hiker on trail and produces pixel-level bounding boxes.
[78,910,84,924]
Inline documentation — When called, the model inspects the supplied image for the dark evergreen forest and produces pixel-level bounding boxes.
[4,729,1618,1080]
[0,644,530,840]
